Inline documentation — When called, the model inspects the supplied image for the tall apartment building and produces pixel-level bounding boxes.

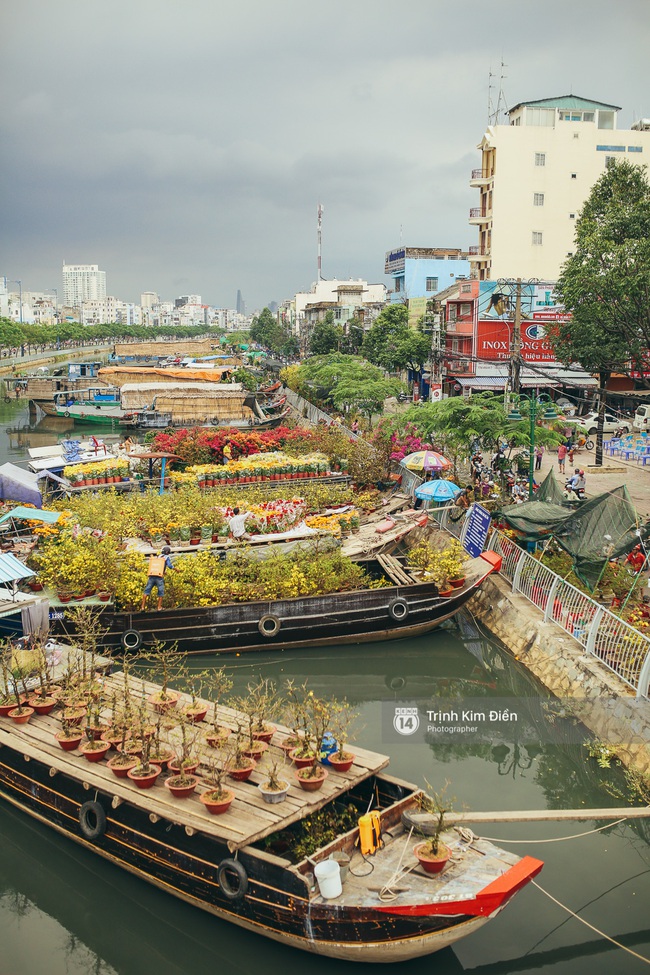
[384,247,471,304]
[62,264,107,305]
[468,95,650,281]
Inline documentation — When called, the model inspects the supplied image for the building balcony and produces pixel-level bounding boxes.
[469,207,491,225]
[469,168,493,187]
[445,359,474,376]
[468,247,490,261]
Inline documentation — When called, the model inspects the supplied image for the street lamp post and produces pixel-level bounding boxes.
[508,394,558,500]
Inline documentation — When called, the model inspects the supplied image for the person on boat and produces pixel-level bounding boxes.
[229,507,252,541]
[625,545,646,574]
[140,545,175,612]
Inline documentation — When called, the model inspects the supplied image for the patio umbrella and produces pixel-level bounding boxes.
[399,450,452,472]
[414,480,462,502]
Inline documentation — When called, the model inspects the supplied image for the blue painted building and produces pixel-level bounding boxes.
[384,246,471,305]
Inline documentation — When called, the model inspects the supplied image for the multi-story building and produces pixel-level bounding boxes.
[384,247,471,304]
[468,96,650,281]
[285,278,386,347]
[62,264,107,305]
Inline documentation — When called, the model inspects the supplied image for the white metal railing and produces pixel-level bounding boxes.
[487,530,650,700]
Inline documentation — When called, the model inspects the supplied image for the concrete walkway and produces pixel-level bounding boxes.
[535,444,650,522]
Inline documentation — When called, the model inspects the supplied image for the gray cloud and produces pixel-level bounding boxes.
[1,0,647,309]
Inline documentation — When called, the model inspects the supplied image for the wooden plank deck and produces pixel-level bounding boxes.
[0,669,389,852]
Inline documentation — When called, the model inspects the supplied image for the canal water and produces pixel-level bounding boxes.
[0,399,648,974]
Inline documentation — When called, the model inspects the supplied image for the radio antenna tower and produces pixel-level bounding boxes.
[488,60,508,125]
[317,202,324,281]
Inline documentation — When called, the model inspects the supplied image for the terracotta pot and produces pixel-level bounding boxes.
[28,581,44,592]
[0,700,19,717]
[127,764,161,789]
[148,750,174,770]
[164,774,198,799]
[98,592,111,602]
[168,759,199,776]
[9,706,34,724]
[108,755,139,778]
[449,577,465,589]
[102,730,130,750]
[277,737,300,754]
[438,587,454,598]
[199,788,235,815]
[413,841,451,874]
[242,741,268,760]
[58,594,72,603]
[148,690,180,713]
[228,761,256,782]
[327,753,355,773]
[81,740,111,762]
[252,724,276,743]
[183,705,208,723]
[296,767,328,792]
[55,731,83,751]
[289,747,316,769]
[190,538,200,546]
[27,696,57,716]
[205,727,231,748]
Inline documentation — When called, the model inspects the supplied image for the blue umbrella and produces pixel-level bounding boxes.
[414,480,462,502]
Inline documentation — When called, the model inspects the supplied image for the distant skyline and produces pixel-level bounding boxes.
[1,0,647,311]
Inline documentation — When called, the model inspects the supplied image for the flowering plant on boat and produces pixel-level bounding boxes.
[407,539,466,590]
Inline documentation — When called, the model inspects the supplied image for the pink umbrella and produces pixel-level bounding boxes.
[399,450,452,472]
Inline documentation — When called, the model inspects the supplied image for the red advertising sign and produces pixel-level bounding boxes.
[476,320,558,364]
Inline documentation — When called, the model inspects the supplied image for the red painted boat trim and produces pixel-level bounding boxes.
[374,856,544,917]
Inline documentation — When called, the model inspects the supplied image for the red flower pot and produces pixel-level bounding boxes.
[296,767,328,792]
[27,696,57,716]
[199,788,235,815]
[242,741,268,761]
[164,774,198,799]
[327,753,355,773]
[127,765,161,789]
[253,724,276,743]
[449,577,465,589]
[81,740,112,762]
[9,706,34,724]
[228,761,256,782]
[438,587,454,598]
[414,842,451,874]
[55,731,84,751]
[289,747,316,769]
[183,706,208,723]
[168,759,199,776]
[108,755,139,778]
[58,594,72,603]
[1,701,19,717]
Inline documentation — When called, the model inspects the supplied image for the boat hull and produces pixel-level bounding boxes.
[53,558,495,655]
[0,752,497,962]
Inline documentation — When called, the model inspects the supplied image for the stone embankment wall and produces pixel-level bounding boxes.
[469,575,650,775]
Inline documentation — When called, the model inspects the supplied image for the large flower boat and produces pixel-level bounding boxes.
[53,551,502,655]
[0,665,542,962]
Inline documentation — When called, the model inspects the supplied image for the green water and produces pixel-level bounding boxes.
[0,398,648,973]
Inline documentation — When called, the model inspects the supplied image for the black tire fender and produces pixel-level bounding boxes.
[218,858,248,901]
[122,628,142,651]
[258,614,281,638]
[388,598,409,622]
[79,800,106,841]
[4,396,10,403]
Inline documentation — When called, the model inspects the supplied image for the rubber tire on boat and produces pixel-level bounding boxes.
[122,628,142,651]
[218,858,248,901]
[258,614,281,638]
[64,411,70,417]
[4,396,10,403]
[388,598,409,622]
[400,807,440,836]
[79,801,107,841]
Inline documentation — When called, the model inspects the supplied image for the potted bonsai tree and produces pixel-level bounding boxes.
[327,699,357,774]
[413,783,454,874]
[199,750,235,815]
[257,753,290,804]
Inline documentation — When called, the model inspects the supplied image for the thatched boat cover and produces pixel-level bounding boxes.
[120,383,253,423]
[99,367,232,386]
[114,339,226,357]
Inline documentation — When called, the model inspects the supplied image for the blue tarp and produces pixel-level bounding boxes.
[0,464,43,508]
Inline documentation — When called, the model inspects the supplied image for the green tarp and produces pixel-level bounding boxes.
[0,506,62,526]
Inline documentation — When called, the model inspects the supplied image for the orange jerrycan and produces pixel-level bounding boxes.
[358,811,383,855]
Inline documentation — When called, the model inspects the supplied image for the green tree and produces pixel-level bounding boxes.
[550,160,650,464]
[298,353,399,425]
[361,304,430,374]
[308,314,343,355]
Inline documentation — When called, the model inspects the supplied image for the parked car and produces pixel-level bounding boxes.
[633,404,650,431]
[579,411,631,435]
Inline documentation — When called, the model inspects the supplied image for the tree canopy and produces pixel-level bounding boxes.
[308,315,343,355]
[297,353,400,423]
[361,304,431,373]
[550,160,650,384]
[250,308,297,357]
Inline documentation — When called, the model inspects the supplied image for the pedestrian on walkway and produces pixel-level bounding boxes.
[534,445,544,470]
[557,443,567,474]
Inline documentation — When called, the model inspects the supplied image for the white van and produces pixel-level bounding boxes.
[633,404,650,431]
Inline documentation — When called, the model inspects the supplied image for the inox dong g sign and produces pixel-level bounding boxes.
[476,320,557,363]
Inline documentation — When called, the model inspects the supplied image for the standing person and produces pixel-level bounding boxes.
[351,418,360,435]
[141,545,174,612]
[229,507,252,541]
[222,441,233,463]
[557,442,567,474]
[534,444,544,471]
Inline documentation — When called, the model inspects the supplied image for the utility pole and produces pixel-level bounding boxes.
[510,277,522,395]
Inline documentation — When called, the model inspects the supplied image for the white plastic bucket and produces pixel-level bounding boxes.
[314,860,342,899]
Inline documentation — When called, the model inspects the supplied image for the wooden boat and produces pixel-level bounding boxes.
[52,551,502,654]
[0,665,542,962]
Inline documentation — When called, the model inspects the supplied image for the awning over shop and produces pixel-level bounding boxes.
[455,375,559,390]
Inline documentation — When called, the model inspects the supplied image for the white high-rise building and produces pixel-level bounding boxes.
[468,96,650,281]
[62,263,107,305]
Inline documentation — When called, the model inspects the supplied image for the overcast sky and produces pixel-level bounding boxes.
[1,0,647,312]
